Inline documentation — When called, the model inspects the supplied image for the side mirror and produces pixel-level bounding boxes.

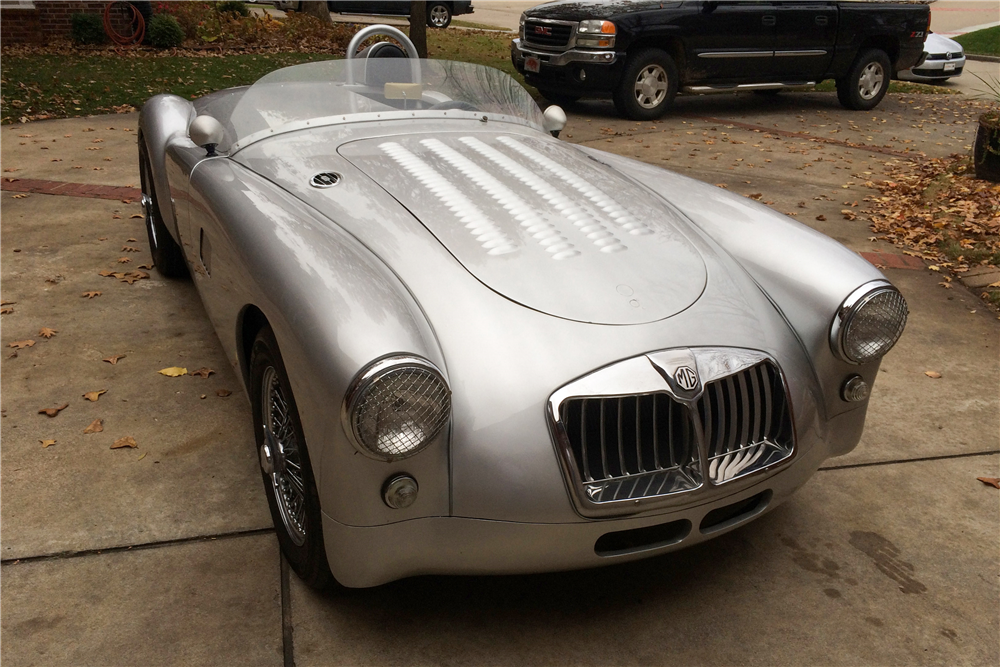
[189,115,225,157]
[543,105,567,138]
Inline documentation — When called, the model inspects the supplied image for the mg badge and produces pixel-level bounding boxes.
[674,366,699,391]
[534,25,552,35]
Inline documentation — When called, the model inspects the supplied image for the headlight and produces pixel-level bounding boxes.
[342,356,451,461]
[576,20,616,48]
[830,282,908,364]
[519,12,525,39]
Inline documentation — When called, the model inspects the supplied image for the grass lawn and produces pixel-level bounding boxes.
[954,25,1000,57]
[0,28,524,124]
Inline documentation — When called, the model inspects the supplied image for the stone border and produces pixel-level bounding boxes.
[1,177,140,201]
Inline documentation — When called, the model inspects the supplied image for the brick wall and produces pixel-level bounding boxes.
[1,1,116,44]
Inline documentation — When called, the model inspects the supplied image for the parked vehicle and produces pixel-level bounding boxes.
[511,0,930,119]
[139,25,907,589]
[898,32,965,83]
[274,1,473,28]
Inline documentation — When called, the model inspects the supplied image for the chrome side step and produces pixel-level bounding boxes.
[681,82,816,95]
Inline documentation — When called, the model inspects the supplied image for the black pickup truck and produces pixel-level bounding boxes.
[511,1,930,119]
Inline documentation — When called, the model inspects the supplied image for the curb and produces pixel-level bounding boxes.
[966,54,1000,63]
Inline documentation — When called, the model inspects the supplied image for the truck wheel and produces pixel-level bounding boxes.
[837,49,891,111]
[427,2,451,28]
[613,49,678,120]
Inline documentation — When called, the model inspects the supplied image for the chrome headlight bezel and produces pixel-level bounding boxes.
[341,355,452,462]
[830,282,908,365]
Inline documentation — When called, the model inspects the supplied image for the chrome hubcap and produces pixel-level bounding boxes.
[858,62,884,100]
[140,161,159,248]
[261,366,307,546]
[634,64,667,109]
[430,5,448,26]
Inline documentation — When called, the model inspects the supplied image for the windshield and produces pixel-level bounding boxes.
[227,59,544,150]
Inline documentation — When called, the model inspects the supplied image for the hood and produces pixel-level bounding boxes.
[526,0,665,21]
[337,132,707,325]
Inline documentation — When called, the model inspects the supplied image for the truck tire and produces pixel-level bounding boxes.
[613,48,678,120]
[837,49,891,111]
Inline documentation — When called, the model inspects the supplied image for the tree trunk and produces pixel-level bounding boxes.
[409,1,427,58]
[298,1,331,23]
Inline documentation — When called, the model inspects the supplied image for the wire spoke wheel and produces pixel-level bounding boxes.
[261,366,308,546]
[633,64,668,109]
[858,62,885,100]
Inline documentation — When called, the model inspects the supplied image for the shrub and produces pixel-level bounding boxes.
[71,13,106,45]
[147,13,185,48]
[216,1,249,18]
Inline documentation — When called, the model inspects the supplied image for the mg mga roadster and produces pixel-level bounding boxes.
[138,26,907,589]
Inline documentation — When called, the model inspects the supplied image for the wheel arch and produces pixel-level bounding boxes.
[858,36,899,68]
[237,304,270,394]
[138,94,196,240]
[624,36,686,77]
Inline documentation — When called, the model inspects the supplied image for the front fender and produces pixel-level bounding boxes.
[584,148,889,429]
[138,94,197,239]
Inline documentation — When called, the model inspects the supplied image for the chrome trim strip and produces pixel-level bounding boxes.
[774,49,828,57]
[698,51,773,58]
[829,279,905,364]
[682,82,816,94]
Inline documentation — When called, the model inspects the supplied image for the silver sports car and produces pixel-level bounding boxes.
[138,26,907,589]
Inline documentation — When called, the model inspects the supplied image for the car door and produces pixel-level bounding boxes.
[770,1,838,80]
[676,1,777,83]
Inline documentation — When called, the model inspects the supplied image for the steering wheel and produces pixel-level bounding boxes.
[428,101,479,112]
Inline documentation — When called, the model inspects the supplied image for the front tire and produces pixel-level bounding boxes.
[250,324,334,591]
[837,48,891,110]
[427,2,451,28]
[613,48,678,120]
[138,140,188,278]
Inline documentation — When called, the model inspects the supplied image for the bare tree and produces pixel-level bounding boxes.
[409,1,428,58]
[298,1,331,24]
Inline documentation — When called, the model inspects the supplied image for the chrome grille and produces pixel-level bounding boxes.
[696,361,793,484]
[524,20,573,48]
[560,394,702,503]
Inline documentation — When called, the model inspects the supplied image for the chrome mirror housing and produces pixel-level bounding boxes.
[189,115,225,156]
[543,105,567,137]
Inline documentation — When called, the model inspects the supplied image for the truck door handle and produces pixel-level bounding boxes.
[816,15,828,26]
[762,15,776,26]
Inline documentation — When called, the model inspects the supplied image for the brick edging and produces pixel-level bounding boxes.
[1,178,140,202]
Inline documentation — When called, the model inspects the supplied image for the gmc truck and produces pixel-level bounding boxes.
[511,1,931,119]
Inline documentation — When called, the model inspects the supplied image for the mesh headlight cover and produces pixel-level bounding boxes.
[345,358,451,460]
[837,286,908,364]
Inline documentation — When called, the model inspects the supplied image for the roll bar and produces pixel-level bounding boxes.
[345,24,421,85]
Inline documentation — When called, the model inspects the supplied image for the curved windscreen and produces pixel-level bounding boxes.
[227,59,544,149]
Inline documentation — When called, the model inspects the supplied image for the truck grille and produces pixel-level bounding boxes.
[560,394,702,504]
[524,20,573,48]
[696,361,793,484]
[552,353,794,510]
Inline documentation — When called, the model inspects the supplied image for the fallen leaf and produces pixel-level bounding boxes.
[0,300,16,306]
[815,215,827,221]
[38,403,69,417]
[11,194,28,199]
[38,327,57,339]
[98,269,116,277]
[83,389,107,402]
[81,291,102,299]
[9,340,34,349]
[127,238,137,242]
[83,418,104,434]
[117,257,131,264]
[841,209,857,221]
[111,436,137,449]
[189,367,215,379]
[137,452,147,461]
[118,271,148,285]
[103,354,125,364]
[977,477,1000,490]
[0,308,13,315]
[200,394,207,399]
[159,367,188,377]
[121,246,140,253]
[40,439,56,448]
[216,389,232,397]
[138,263,153,270]
[924,371,942,379]
[129,214,143,219]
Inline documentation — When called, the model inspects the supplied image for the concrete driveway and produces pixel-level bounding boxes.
[1,87,997,666]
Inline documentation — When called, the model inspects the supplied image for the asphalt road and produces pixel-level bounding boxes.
[1,85,998,667]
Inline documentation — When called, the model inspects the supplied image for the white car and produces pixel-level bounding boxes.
[898,32,966,83]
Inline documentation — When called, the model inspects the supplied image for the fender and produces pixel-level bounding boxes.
[138,94,197,239]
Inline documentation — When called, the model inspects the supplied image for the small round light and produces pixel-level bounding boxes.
[831,283,908,364]
[342,356,451,461]
[383,474,418,509]
[578,68,587,81]
[841,375,869,402]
